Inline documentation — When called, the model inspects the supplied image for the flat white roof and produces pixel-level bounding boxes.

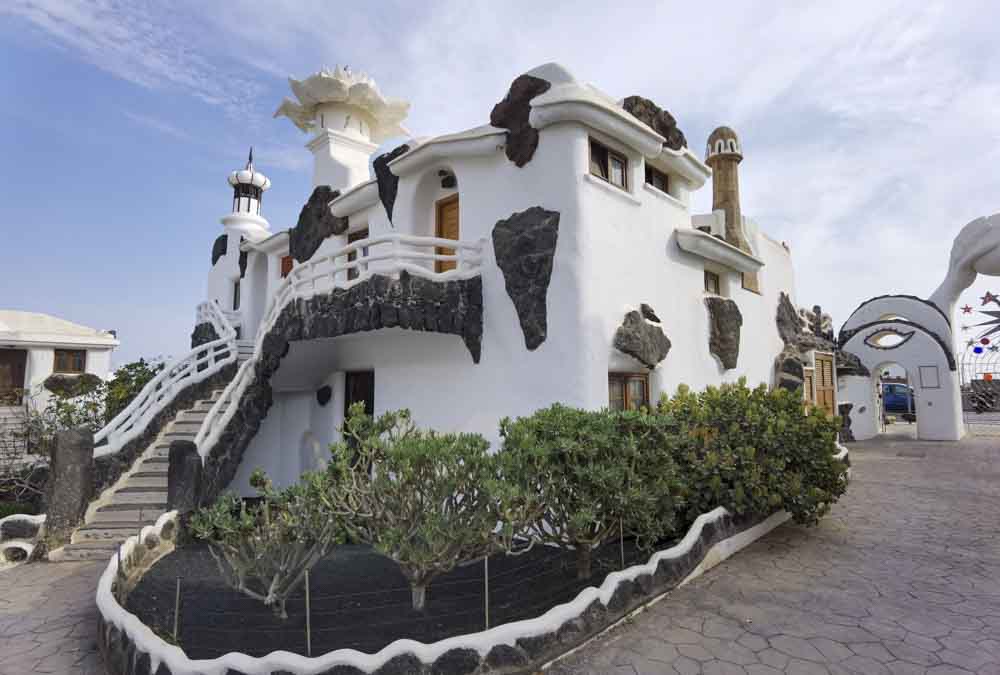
[0,311,119,349]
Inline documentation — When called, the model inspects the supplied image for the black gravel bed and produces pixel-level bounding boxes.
[126,537,663,659]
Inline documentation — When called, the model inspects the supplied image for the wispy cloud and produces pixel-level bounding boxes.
[4,0,266,120]
[122,110,192,142]
[6,0,1000,350]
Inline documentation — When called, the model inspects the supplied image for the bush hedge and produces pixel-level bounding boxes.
[193,380,848,615]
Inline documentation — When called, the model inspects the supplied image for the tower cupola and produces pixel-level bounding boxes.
[221,148,272,242]
[274,66,410,191]
[705,125,759,292]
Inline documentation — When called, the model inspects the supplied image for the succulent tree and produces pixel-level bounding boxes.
[326,404,536,611]
[190,469,342,619]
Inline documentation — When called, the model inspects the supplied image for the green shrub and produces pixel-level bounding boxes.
[326,404,536,611]
[659,379,847,527]
[104,358,165,423]
[190,469,342,619]
[0,502,36,519]
[499,404,681,580]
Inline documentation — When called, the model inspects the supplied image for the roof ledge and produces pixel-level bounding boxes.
[675,228,764,274]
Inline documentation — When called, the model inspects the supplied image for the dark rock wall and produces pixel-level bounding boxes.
[289,186,349,263]
[42,373,102,397]
[373,143,410,223]
[41,430,93,549]
[492,207,560,350]
[189,322,220,349]
[613,309,671,369]
[211,234,227,266]
[621,95,687,150]
[200,272,483,504]
[705,297,743,370]
[99,511,765,675]
[490,74,552,167]
[775,292,870,391]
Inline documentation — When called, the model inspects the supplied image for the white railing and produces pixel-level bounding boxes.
[194,233,485,457]
[93,300,238,458]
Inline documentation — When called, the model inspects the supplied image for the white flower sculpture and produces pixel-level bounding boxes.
[273,66,409,142]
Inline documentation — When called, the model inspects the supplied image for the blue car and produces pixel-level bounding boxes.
[882,383,915,414]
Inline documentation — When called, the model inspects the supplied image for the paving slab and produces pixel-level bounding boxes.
[0,560,105,675]
[550,434,1000,675]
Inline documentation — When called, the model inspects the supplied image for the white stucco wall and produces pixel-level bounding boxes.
[838,374,878,441]
[230,119,799,491]
[16,345,114,411]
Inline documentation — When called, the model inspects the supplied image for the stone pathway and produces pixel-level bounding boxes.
[550,434,1000,675]
[0,560,105,674]
[0,434,996,675]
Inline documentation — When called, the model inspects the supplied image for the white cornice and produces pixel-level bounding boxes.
[241,229,290,254]
[675,228,765,274]
[329,179,379,218]
[387,128,506,177]
[306,128,378,156]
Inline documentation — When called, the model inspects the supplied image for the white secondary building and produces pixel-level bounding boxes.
[186,63,841,494]
[0,311,119,410]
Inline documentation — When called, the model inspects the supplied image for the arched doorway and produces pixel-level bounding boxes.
[840,306,962,441]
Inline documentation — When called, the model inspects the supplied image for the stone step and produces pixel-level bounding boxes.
[170,419,203,430]
[111,487,167,504]
[92,505,166,523]
[163,429,196,440]
[122,474,168,489]
[57,541,120,562]
[176,410,208,423]
[72,522,153,544]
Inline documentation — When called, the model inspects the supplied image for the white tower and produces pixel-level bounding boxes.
[221,148,272,242]
[273,66,410,191]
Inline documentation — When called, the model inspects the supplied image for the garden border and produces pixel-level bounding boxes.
[94,435,844,675]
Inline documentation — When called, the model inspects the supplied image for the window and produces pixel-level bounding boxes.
[645,165,669,193]
[347,228,369,280]
[608,373,649,411]
[53,349,86,374]
[704,270,721,295]
[589,139,628,190]
[232,279,241,311]
[280,255,294,278]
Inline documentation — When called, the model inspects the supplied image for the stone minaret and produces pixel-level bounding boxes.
[705,126,759,292]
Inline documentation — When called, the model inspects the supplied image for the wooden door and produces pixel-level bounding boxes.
[814,353,837,416]
[435,195,460,273]
[0,350,27,406]
[344,370,374,418]
[802,368,815,409]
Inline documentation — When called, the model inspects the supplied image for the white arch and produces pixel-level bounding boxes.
[841,295,951,345]
[841,320,963,441]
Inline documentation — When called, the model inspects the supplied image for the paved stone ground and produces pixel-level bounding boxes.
[0,560,105,674]
[550,433,1000,675]
[0,433,995,675]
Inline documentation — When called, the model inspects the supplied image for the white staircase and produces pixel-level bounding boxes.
[54,390,228,561]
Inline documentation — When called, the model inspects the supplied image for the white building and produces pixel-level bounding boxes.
[188,63,831,494]
[0,311,118,410]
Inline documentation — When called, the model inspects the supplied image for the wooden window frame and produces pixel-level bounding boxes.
[347,228,370,281]
[589,138,629,191]
[645,165,669,193]
[280,255,294,279]
[232,279,241,311]
[53,349,87,375]
[704,270,721,295]
[608,372,650,411]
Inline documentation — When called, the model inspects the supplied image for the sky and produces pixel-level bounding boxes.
[2,0,1000,367]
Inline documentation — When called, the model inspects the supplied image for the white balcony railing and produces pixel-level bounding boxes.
[193,233,485,457]
[93,300,237,458]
